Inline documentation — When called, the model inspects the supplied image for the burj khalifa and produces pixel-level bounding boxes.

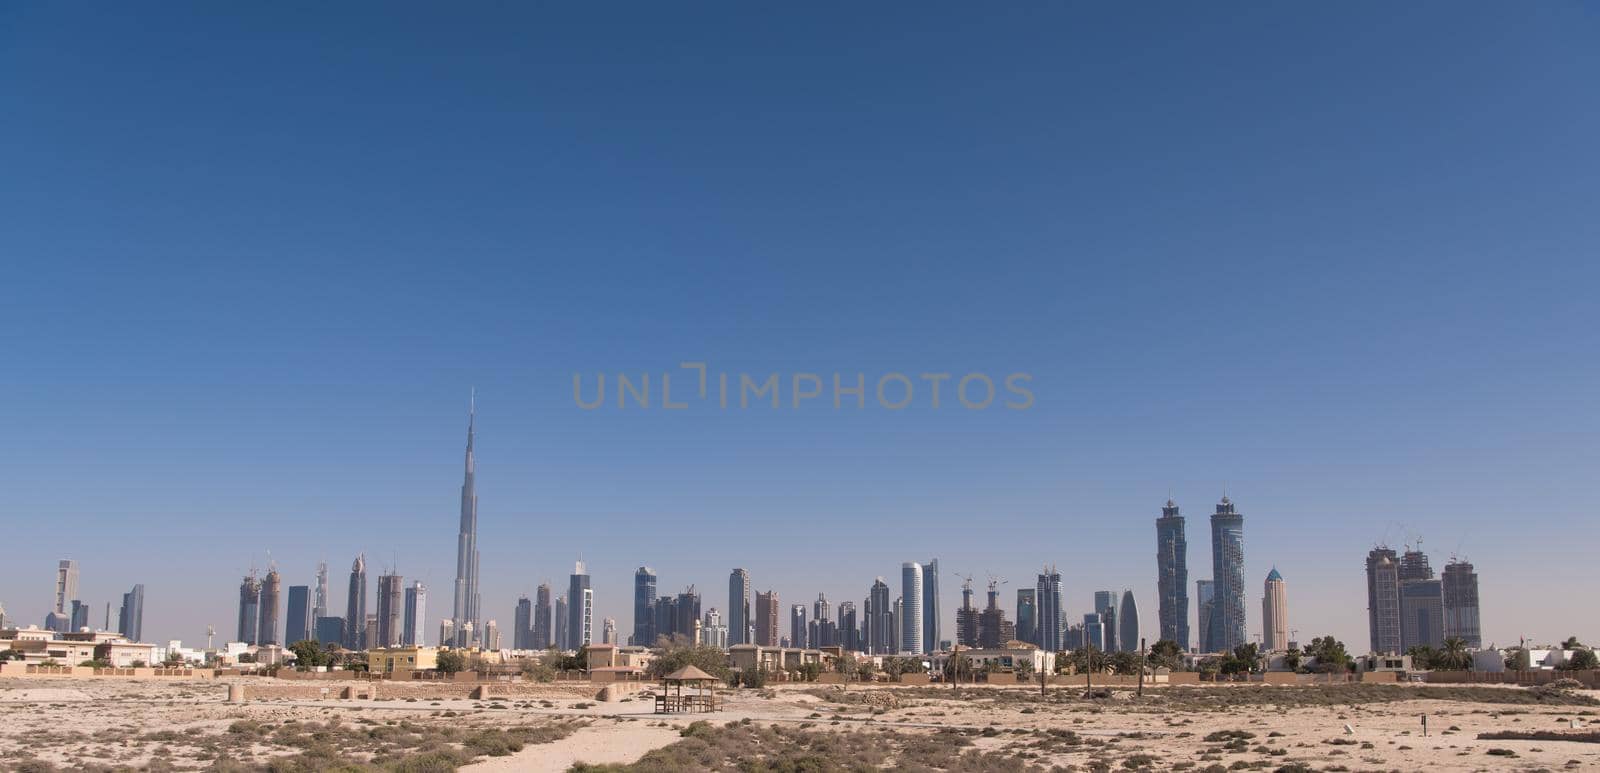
[450,392,481,647]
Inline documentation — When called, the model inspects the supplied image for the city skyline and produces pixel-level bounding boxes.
[4,4,1597,654]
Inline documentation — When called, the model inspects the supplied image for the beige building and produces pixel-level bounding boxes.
[1262,568,1289,652]
[367,646,439,674]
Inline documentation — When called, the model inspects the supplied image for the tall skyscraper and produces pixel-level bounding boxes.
[602,617,616,645]
[285,585,311,645]
[754,590,779,646]
[1156,499,1190,649]
[977,582,1015,648]
[257,568,282,646]
[702,608,729,650]
[533,583,553,649]
[727,568,750,646]
[1083,612,1104,649]
[1014,588,1036,647]
[1094,590,1119,653]
[54,559,79,616]
[1036,567,1064,652]
[956,582,980,648]
[1118,590,1139,652]
[790,604,808,648]
[634,567,657,646]
[1206,496,1246,653]
[1195,579,1214,653]
[483,619,501,650]
[1262,568,1288,651]
[316,616,344,646]
[1442,560,1481,648]
[554,594,568,650]
[404,581,426,646]
[1400,578,1444,649]
[515,595,532,650]
[237,573,261,644]
[438,619,455,648]
[375,572,404,648]
[922,558,940,653]
[451,393,482,648]
[568,561,592,649]
[837,601,858,652]
[1365,547,1401,654]
[866,579,892,654]
[117,584,145,642]
[345,554,367,650]
[900,562,923,655]
[313,561,329,619]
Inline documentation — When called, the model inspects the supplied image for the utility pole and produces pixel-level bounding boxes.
[1137,637,1146,698]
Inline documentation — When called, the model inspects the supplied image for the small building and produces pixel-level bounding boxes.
[367,646,438,674]
[95,641,158,668]
[931,642,1054,679]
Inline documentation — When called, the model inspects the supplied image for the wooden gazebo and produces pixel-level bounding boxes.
[655,665,720,713]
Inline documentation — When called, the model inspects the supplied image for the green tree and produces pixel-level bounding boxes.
[1560,649,1599,671]
[520,658,556,682]
[1015,658,1035,679]
[288,640,327,670]
[1302,635,1350,674]
[1562,636,1584,650]
[79,659,111,668]
[1109,650,1143,676]
[943,652,975,683]
[1147,639,1185,671]
[1505,647,1531,672]
[1282,649,1302,672]
[856,658,877,684]
[1069,646,1105,675]
[1219,643,1260,675]
[435,650,467,674]
[646,642,731,682]
[1435,638,1473,671]
[1406,645,1439,670]
[796,662,823,682]
[0,650,21,662]
[163,650,186,667]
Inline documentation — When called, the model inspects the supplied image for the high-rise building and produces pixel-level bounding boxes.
[313,561,329,619]
[315,616,344,646]
[345,554,367,650]
[237,573,261,644]
[1094,590,1119,653]
[1400,578,1444,649]
[754,590,779,646]
[117,584,145,642]
[634,567,657,646]
[977,582,1015,648]
[790,604,808,649]
[727,568,750,646]
[955,581,980,648]
[403,582,426,646]
[1036,567,1064,652]
[533,583,553,649]
[1195,579,1214,653]
[1118,590,1139,652]
[702,608,728,649]
[483,619,501,650]
[922,558,940,654]
[865,579,892,654]
[602,617,617,645]
[568,561,593,649]
[1261,568,1288,651]
[900,562,923,655]
[285,585,311,645]
[1015,588,1036,647]
[257,568,282,646]
[554,594,568,650]
[375,573,404,648]
[439,619,455,649]
[1156,499,1189,649]
[1206,496,1246,653]
[837,602,858,652]
[1365,547,1401,654]
[1442,560,1481,648]
[515,595,533,650]
[1399,549,1433,583]
[451,393,483,648]
[1083,612,1104,650]
[54,559,79,616]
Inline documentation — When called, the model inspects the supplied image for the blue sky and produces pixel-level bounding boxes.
[2,2,1597,651]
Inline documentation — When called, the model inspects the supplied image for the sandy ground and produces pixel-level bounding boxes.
[463,723,682,772]
[2,676,1597,771]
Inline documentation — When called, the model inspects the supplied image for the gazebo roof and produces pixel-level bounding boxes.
[661,665,719,682]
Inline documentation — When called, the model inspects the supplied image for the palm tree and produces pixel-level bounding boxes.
[1437,637,1472,671]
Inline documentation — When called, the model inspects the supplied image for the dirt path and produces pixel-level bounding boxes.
[463,722,681,772]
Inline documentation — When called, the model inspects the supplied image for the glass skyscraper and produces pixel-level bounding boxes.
[1155,499,1189,649]
[1206,497,1246,653]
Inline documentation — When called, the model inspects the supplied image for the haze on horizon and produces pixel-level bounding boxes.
[1,3,1597,652]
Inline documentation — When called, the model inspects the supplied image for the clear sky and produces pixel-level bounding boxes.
[2,2,1597,652]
